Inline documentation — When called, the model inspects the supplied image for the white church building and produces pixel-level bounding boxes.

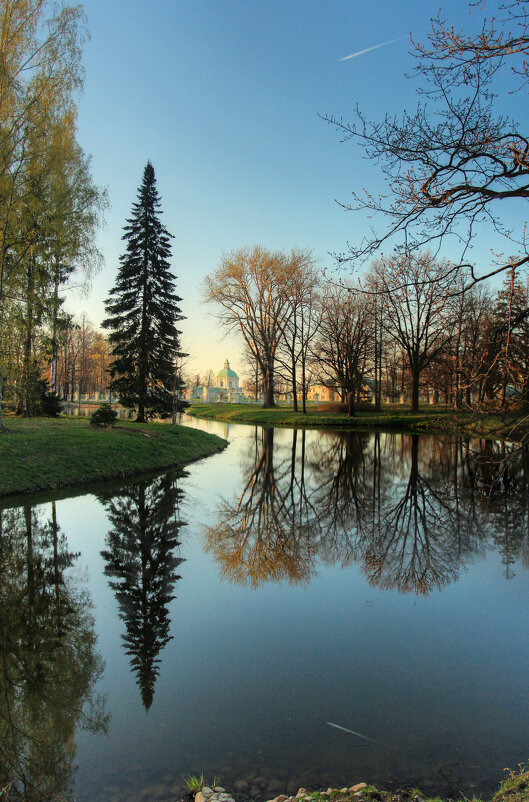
[189,359,246,403]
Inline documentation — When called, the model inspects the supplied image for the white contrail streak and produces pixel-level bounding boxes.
[340,36,406,61]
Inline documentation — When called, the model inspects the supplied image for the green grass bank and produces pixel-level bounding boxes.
[291,763,529,802]
[188,763,529,802]
[187,402,529,439]
[0,416,227,499]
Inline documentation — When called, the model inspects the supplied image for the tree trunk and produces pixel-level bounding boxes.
[347,391,355,417]
[23,256,35,416]
[291,310,298,412]
[263,360,275,408]
[411,366,420,412]
[137,251,149,423]
[301,358,307,414]
[51,275,59,394]
[291,347,298,411]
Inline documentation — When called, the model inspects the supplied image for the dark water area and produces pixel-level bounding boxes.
[1,418,529,802]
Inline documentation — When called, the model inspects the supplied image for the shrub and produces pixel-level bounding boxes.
[38,388,62,417]
[90,402,117,426]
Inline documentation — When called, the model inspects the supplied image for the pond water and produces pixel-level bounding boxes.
[1,418,529,802]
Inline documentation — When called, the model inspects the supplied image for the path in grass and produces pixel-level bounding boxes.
[0,417,226,499]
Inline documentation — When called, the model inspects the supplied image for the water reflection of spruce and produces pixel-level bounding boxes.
[0,502,108,800]
[100,473,186,709]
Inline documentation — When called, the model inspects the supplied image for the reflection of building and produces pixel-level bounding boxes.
[188,358,247,403]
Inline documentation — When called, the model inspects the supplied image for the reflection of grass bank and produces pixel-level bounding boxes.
[187,402,529,439]
[0,417,226,498]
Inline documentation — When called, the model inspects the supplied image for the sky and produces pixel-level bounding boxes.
[70,0,500,379]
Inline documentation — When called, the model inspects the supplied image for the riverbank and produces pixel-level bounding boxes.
[190,765,529,802]
[0,416,227,498]
[187,403,529,439]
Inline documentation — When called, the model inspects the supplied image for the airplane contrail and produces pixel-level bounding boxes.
[340,35,406,61]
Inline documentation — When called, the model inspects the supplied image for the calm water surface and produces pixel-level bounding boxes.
[1,418,529,801]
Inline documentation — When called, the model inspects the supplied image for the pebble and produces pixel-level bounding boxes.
[194,790,237,802]
[191,780,380,802]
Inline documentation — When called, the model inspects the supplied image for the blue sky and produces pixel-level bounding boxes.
[72,0,492,378]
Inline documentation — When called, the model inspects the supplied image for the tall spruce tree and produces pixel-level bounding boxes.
[103,162,184,422]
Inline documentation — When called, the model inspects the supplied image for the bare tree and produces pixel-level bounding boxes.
[311,284,370,415]
[322,0,529,294]
[276,255,321,412]
[203,245,301,408]
[203,368,215,388]
[369,252,456,412]
[241,346,262,401]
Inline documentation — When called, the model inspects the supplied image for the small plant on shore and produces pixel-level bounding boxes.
[492,762,529,802]
[184,774,204,794]
[90,402,117,427]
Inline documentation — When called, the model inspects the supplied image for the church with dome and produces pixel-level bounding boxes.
[189,358,246,403]
[215,359,239,390]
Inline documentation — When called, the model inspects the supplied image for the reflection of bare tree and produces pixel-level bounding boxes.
[206,426,529,594]
[205,428,321,587]
[100,473,185,709]
[0,503,108,801]
[462,440,529,578]
[309,431,371,550]
[361,437,464,593]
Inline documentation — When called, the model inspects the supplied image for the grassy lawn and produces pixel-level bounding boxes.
[186,402,528,438]
[0,416,226,499]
